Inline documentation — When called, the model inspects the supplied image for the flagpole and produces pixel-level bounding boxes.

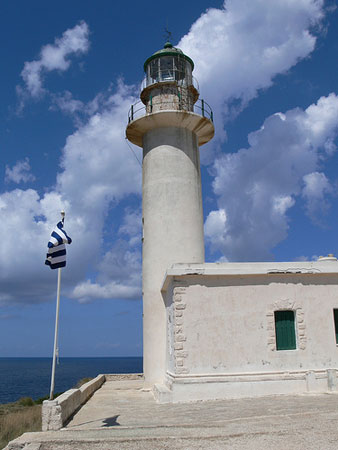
[49,210,65,400]
[50,267,61,400]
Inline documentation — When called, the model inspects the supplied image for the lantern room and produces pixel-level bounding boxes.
[140,42,199,108]
[143,42,194,87]
[126,42,214,147]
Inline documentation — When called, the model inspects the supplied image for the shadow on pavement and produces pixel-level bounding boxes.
[102,415,120,427]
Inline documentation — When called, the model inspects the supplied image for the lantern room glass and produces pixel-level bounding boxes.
[146,56,193,87]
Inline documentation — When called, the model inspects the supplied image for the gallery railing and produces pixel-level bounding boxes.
[128,98,213,123]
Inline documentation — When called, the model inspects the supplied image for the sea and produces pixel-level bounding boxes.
[0,357,143,404]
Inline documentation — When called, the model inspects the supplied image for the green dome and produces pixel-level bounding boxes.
[143,42,194,72]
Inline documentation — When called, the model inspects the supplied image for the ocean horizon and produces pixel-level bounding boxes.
[0,356,143,404]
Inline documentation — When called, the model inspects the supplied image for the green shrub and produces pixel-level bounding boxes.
[35,392,63,404]
[17,397,34,407]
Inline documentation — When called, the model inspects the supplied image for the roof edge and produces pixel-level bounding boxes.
[143,48,194,72]
[161,262,338,291]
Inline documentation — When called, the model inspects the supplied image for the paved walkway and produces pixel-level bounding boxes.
[7,380,338,449]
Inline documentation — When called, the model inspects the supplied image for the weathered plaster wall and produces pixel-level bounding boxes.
[161,262,338,401]
[168,274,338,374]
[142,127,204,385]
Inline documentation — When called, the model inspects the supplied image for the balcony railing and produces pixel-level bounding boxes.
[128,98,213,124]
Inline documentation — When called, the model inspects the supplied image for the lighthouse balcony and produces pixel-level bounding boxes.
[128,97,213,124]
[126,97,214,147]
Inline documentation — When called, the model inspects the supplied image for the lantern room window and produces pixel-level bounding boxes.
[146,56,193,87]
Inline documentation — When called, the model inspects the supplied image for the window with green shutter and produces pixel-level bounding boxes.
[274,310,296,350]
[333,309,338,344]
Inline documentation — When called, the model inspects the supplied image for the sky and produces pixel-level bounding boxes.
[1,0,338,357]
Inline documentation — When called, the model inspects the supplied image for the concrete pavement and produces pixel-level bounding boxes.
[6,379,338,449]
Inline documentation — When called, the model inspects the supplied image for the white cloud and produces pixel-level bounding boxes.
[204,208,227,250]
[302,171,333,221]
[20,21,89,99]
[178,0,324,142]
[0,188,56,304]
[71,280,140,303]
[118,207,142,247]
[303,171,331,198]
[56,81,141,216]
[272,196,295,215]
[70,244,142,303]
[51,91,85,115]
[298,93,338,153]
[0,78,141,305]
[1,1,334,305]
[5,158,35,184]
[70,207,142,303]
[50,90,107,127]
[207,93,338,261]
[53,81,142,299]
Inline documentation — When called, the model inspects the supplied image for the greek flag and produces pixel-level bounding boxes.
[45,220,72,270]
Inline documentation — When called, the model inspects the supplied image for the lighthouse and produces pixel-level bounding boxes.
[126,42,214,385]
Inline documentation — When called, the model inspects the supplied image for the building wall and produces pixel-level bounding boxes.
[161,268,338,401]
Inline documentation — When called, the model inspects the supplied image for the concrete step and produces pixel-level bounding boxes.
[6,432,256,450]
[6,392,338,449]
[5,426,271,450]
[6,411,338,450]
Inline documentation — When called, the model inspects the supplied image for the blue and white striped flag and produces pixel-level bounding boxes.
[45,220,72,270]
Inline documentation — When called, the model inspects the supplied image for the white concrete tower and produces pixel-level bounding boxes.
[126,42,214,385]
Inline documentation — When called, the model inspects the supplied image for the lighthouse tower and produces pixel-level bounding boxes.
[126,42,214,385]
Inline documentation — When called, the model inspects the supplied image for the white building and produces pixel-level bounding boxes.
[126,43,338,402]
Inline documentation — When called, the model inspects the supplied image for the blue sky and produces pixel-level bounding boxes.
[1,0,338,357]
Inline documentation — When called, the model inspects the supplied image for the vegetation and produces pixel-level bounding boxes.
[16,397,35,407]
[0,378,93,448]
[0,399,41,449]
[34,392,63,404]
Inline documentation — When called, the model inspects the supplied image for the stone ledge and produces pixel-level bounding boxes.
[42,374,105,431]
[164,369,338,402]
[104,373,143,381]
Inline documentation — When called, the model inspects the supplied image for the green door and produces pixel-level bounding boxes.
[274,310,296,350]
